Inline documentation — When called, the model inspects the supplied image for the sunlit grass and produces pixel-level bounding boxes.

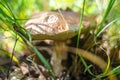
[0,0,55,79]
[95,0,116,37]
[0,0,119,80]
[76,0,94,77]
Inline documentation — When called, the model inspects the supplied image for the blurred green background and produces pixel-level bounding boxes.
[0,0,120,79]
[0,0,120,65]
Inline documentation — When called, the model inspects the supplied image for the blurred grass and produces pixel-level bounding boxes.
[95,0,116,37]
[0,0,120,79]
[0,0,55,79]
[75,0,94,77]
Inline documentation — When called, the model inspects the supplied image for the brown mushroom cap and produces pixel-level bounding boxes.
[25,11,80,40]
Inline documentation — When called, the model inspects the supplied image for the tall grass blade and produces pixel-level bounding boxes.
[76,0,94,76]
[76,0,85,48]
[96,16,120,37]
[15,30,54,77]
[95,0,116,37]
[0,0,55,78]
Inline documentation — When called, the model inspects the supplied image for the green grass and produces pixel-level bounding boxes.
[76,0,95,77]
[0,0,120,80]
[0,0,55,79]
[95,0,116,37]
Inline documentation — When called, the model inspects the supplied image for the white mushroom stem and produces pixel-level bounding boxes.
[51,41,67,76]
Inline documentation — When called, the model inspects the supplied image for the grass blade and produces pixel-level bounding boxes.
[0,0,55,78]
[95,0,116,37]
[96,16,120,37]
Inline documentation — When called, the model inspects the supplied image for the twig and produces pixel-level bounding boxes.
[67,46,117,80]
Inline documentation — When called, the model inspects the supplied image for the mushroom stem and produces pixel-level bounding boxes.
[51,41,67,76]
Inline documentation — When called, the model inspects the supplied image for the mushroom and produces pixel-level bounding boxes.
[24,11,88,76]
